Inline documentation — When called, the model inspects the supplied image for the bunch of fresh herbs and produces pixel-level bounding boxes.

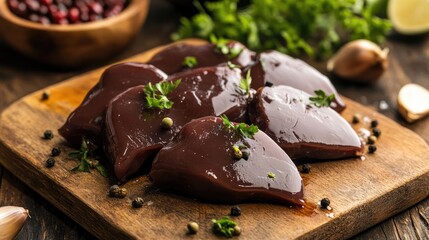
[172,0,391,59]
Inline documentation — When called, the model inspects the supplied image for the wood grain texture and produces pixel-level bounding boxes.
[1,39,429,240]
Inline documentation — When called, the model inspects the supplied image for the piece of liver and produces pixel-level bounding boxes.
[150,116,304,206]
[103,66,248,181]
[58,63,167,149]
[249,50,346,112]
[249,85,363,161]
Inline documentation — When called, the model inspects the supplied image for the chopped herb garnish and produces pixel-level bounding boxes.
[212,216,238,238]
[211,35,243,59]
[309,90,335,108]
[182,56,198,68]
[239,70,252,95]
[68,138,107,177]
[144,79,181,110]
[220,114,258,138]
[227,61,240,69]
[267,172,276,179]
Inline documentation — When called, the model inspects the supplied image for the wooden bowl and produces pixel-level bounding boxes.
[0,0,149,68]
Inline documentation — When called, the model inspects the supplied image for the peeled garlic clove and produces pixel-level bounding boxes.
[0,206,29,240]
[327,39,389,84]
[397,83,429,123]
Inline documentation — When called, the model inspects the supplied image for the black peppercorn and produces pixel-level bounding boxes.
[132,197,144,208]
[51,147,61,156]
[41,91,50,101]
[320,198,330,209]
[368,145,377,154]
[230,205,241,216]
[45,157,55,168]
[109,185,120,197]
[42,130,54,140]
[352,114,361,124]
[370,120,378,128]
[301,164,311,173]
[265,81,273,87]
[367,136,377,145]
[373,128,381,137]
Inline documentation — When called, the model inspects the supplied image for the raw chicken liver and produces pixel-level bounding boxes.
[150,116,304,206]
[250,50,346,112]
[148,41,255,74]
[59,63,167,149]
[249,85,363,161]
[104,66,248,181]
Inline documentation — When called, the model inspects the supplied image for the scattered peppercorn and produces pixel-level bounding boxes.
[109,185,120,197]
[116,188,127,198]
[230,205,241,216]
[187,221,199,234]
[161,117,173,129]
[301,164,311,173]
[51,147,61,156]
[241,148,250,160]
[370,119,378,128]
[42,130,54,140]
[367,136,377,145]
[233,226,241,236]
[368,145,377,154]
[373,128,381,137]
[132,197,144,208]
[320,198,330,209]
[41,91,50,101]
[232,145,243,160]
[45,157,55,168]
[352,114,361,124]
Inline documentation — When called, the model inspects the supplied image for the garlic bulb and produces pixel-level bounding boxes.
[397,83,429,123]
[0,206,29,240]
[327,39,389,84]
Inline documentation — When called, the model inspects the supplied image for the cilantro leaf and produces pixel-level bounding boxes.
[226,61,240,69]
[211,35,244,59]
[309,90,335,108]
[212,216,237,238]
[144,79,181,110]
[182,56,198,68]
[239,70,251,95]
[220,114,258,138]
[268,172,276,179]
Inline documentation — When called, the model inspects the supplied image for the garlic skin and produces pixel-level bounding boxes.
[327,39,389,84]
[0,206,29,240]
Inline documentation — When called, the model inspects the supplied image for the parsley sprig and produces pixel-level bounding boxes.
[172,0,391,59]
[212,216,238,238]
[68,138,107,177]
[211,35,243,59]
[144,79,181,110]
[239,70,251,95]
[221,114,258,138]
[309,90,335,108]
[182,56,198,68]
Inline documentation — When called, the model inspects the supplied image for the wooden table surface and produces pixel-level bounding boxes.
[0,1,428,239]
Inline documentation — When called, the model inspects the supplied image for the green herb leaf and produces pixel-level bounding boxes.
[239,70,252,95]
[220,114,258,138]
[182,56,198,68]
[309,90,335,108]
[267,172,276,179]
[212,216,237,238]
[173,0,392,59]
[69,138,106,177]
[144,79,181,110]
[226,61,240,69]
[211,35,244,59]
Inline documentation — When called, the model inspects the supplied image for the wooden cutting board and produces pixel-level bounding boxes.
[1,39,428,240]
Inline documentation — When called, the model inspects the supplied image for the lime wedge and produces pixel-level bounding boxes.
[388,0,429,34]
